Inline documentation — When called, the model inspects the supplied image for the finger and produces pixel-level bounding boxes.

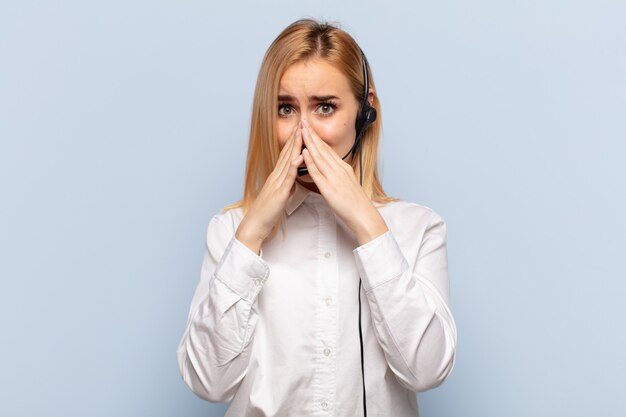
[282,153,304,187]
[275,123,300,168]
[301,120,336,176]
[302,147,327,188]
[276,123,302,181]
[303,119,337,156]
[313,126,353,170]
[303,120,357,177]
[290,122,303,160]
[273,123,299,173]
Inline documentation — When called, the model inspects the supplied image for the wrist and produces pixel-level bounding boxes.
[354,207,389,246]
[235,220,264,256]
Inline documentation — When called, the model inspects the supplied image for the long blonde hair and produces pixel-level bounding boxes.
[224,18,397,241]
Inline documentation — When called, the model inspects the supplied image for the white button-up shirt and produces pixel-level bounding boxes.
[177,181,457,416]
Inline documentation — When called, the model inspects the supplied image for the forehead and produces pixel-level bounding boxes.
[279,58,352,96]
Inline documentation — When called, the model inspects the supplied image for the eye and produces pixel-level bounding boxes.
[315,102,337,117]
[278,104,295,117]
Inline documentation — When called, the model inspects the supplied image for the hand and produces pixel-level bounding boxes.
[300,119,388,245]
[235,122,304,254]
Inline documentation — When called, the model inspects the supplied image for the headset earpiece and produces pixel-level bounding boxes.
[361,106,377,133]
[354,49,376,143]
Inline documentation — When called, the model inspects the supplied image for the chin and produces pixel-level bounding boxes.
[296,176,319,192]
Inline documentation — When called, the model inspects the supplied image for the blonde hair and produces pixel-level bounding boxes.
[223,18,397,241]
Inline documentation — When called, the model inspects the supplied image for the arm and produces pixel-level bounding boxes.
[176,215,269,402]
[353,210,457,392]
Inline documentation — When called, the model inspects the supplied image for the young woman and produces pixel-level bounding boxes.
[177,18,457,417]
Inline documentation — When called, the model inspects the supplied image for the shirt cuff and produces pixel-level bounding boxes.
[214,236,270,301]
[353,230,409,292]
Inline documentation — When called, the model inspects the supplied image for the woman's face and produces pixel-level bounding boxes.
[276,57,361,183]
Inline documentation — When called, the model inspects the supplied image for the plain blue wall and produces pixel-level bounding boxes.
[1,1,624,416]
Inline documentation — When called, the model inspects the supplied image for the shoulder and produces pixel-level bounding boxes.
[377,197,444,224]
[375,198,446,240]
[208,206,245,234]
[200,206,246,252]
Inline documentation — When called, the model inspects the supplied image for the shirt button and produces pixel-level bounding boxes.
[254,278,261,286]
[321,400,328,409]
[323,348,331,356]
[324,251,331,258]
[325,297,332,306]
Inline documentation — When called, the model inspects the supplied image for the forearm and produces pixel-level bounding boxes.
[353,216,456,392]
[235,217,264,256]
[177,286,259,402]
[177,232,269,402]
[352,204,389,246]
[363,257,456,391]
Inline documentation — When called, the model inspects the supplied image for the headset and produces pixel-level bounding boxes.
[297,46,376,417]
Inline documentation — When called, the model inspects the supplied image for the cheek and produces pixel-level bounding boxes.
[313,116,355,147]
[277,120,296,149]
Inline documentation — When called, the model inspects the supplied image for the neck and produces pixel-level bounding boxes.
[296,179,320,194]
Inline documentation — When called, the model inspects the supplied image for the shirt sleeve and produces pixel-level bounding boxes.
[352,210,457,392]
[176,214,269,403]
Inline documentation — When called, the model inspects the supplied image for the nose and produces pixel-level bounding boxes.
[290,118,304,130]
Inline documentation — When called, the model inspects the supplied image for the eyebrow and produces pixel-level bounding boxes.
[278,94,340,102]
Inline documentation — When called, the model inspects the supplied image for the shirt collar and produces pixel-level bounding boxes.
[286,181,322,216]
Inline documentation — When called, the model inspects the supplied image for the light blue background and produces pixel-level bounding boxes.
[1,1,624,416]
